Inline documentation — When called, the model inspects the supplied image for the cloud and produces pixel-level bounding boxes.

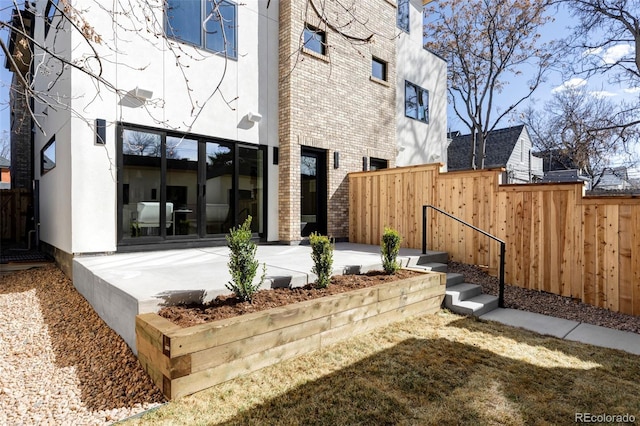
[602,44,634,64]
[552,78,587,93]
[589,91,617,99]
[582,47,602,57]
[624,87,640,94]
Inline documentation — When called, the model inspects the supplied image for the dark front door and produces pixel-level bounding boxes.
[301,147,327,237]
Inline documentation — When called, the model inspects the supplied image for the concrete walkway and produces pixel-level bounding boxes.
[72,243,640,357]
[481,308,640,355]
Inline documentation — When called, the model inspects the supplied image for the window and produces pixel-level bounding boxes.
[397,0,410,33]
[45,0,59,37]
[372,57,387,81]
[405,81,429,123]
[303,24,326,55]
[370,158,388,171]
[165,0,237,59]
[41,136,56,175]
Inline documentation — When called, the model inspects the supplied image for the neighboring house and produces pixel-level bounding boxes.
[596,167,632,191]
[6,0,447,271]
[447,125,543,184]
[0,156,10,189]
[540,169,591,189]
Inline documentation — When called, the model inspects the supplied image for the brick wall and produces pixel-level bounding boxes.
[278,0,397,243]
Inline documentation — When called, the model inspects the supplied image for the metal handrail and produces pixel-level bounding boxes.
[422,205,506,308]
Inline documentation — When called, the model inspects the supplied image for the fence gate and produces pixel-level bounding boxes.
[0,189,31,243]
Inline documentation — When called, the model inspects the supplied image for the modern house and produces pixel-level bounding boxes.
[5,0,447,274]
[447,125,543,184]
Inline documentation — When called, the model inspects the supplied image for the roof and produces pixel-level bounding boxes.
[0,156,10,168]
[447,125,525,170]
[541,169,589,183]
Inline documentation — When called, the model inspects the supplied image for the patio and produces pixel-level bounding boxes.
[72,243,435,353]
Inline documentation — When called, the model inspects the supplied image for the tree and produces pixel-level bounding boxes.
[522,86,639,188]
[0,130,9,159]
[424,0,555,169]
[561,0,640,132]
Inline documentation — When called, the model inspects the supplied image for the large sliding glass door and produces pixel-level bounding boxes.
[118,125,266,246]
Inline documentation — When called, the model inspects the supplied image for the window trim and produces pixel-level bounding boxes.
[164,0,238,60]
[41,136,56,175]
[405,80,430,124]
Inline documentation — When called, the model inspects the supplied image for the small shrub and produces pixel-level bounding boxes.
[381,227,402,274]
[309,232,333,289]
[226,216,266,302]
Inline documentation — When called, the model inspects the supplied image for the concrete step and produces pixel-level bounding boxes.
[448,294,499,317]
[445,272,465,287]
[405,251,449,267]
[420,262,448,273]
[445,283,482,306]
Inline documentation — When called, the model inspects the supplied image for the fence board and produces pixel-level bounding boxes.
[349,165,640,316]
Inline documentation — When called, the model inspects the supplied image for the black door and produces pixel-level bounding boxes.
[301,147,327,236]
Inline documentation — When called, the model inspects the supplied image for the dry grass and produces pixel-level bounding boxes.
[123,311,640,426]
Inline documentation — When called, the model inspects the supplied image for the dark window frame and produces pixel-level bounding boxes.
[369,157,388,171]
[372,57,387,81]
[165,0,238,59]
[45,0,59,37]
[405,80,430,124]
[303,24,327,56]
[41,136,56,175]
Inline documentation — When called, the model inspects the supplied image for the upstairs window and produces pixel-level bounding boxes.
[45,0,59,37]
[370,158,388,171]
[405,81,429,123]
[303,24,326,55]
[372,57,387,81]
[165,0,237,59]
[397,0,410,33]
[41,136,56,175]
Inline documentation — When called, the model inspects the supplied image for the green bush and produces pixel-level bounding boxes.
[226,216,265,302]
[381,227,402,274]
[309,232,334,289]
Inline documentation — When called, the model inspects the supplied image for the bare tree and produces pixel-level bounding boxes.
[424,0,556,169]
[0,130,9,159]
[522,86,639,188]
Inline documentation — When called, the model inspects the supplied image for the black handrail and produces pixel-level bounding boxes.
[422,205,506,308]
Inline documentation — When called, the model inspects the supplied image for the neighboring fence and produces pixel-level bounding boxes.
[0,189,31,242]
[349,163,640,316]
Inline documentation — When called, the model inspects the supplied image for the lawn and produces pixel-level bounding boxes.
[123,310,640,425]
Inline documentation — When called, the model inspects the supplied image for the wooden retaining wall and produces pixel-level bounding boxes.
[136,271,446,399]
[349,164,640,315]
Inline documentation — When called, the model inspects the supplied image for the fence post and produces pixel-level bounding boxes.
[499,242,505,308]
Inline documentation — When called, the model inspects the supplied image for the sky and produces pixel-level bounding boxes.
[0,1,638,175]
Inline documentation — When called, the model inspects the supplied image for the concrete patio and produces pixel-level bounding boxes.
[72,243,432,353]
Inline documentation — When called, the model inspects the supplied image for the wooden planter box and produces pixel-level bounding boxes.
[136,270,446,399]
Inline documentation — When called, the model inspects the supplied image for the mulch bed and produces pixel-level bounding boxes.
[158,269,425,327]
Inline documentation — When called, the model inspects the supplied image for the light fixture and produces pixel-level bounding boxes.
[247,111,263,123]
[334,151,340,169]
[95,118,106,145]
[133,87,153,100]
[362,156,368,171]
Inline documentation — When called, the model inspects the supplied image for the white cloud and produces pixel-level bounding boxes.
[602,44,634,64]
[589,90,617,99]
[582,47,603,57]
[552,78,587,93]
[624,87,640,94]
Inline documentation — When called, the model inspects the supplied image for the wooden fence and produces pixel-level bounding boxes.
[349,163,640,316]
[0,189,31,242]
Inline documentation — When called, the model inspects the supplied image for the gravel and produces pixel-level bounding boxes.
[0,265,165,425]
[2,261,638,423]
[448,261,640,334]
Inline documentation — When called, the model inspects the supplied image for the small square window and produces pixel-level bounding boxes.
[41,136,56,175]
[303,24,326,55]
[372,57,387,81]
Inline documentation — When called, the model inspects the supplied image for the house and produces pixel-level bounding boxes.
[5,0,447,273]
[0,156,10,189]
[540,169,591,189]
[447,125,543,184]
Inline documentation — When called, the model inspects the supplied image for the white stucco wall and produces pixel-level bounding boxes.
[395,0,448,168]
[36,0,281,253]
